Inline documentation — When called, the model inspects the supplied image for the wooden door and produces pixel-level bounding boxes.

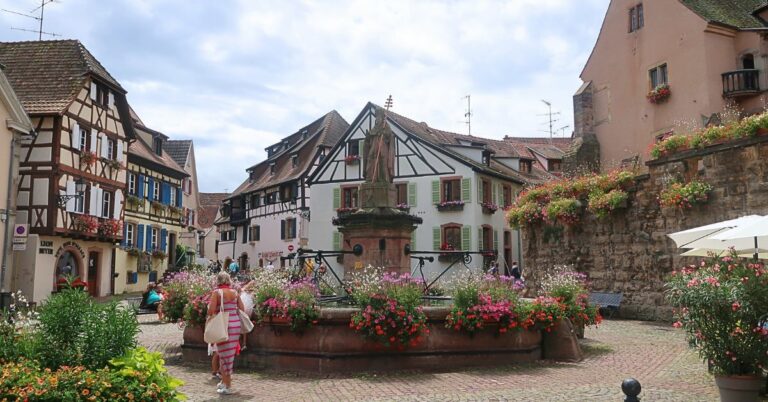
[87,251,99,297]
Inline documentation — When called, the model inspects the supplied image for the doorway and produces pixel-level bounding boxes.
[503,230,512,277]
[87,251,99,297]
[169,233,177,269]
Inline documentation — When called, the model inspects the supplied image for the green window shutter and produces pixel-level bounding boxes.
[431,180,440,204]
[493,230,499,251]
[333,187,340,209]
[491,182,497,205]
[461,225,471,251]
[477,178,483,203]
[411,230,416,251]
[333,232,341,251]
[477,228,483,250]
[432,226,441,250]
[408,182,417,207]
[461,178,472,203]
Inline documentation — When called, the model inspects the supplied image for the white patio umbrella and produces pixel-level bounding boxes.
[680,248,768,259]
[710,215,768,259]
[667,215,763,249]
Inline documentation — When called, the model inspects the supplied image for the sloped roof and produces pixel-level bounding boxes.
[680,0,766,29]
[163,140,192,167]
[230,111,349,198]
[198,192,229,228]
[0,40,125,114]
[128,126,188,178]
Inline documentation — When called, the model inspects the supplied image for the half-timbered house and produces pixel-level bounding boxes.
[308,103,533,280]
[217,111,349,269]
[0,40,134,302]
[116,114,188,293]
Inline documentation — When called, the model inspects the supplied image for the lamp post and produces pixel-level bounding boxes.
[57,178,86,208]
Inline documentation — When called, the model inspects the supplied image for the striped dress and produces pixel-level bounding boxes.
[216,290,242,375]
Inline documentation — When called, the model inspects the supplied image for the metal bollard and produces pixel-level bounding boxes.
[621,378,641,402]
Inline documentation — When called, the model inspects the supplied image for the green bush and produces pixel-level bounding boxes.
[34,289,138,370]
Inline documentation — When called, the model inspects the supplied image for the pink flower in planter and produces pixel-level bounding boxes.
[672,321,682,328]
[732,302,741,311]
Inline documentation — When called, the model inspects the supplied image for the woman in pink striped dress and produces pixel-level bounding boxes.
[207,272,243,395]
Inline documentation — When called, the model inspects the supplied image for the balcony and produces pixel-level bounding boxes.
[230,209,247,223]
[722,69,761,97]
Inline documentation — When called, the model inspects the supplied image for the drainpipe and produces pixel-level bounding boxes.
[1,136,15,293]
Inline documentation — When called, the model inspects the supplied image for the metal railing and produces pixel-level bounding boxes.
[722,69,760,96]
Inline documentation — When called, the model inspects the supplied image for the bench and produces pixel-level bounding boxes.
[125,296,156,315]
[588,292,623,318]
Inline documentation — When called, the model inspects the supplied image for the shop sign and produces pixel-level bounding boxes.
[259,251,284,260]
[39,240,54,255]
[55,241,86,259]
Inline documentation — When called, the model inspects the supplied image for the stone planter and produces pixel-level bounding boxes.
[436,204,464,212]
[541,318,583,362]
[182,325,206,347]
[714,374,762,402]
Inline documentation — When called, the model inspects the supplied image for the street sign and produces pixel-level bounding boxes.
[12,238,26,244]
[12,243,26,251]
[288,244,294,252]
[13,224,27,237]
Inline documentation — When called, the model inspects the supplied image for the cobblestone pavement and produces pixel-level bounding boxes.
[136,315,764,401]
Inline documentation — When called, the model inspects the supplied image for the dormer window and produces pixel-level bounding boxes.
[628,3,643,33]
[270,162,276,175]
[549,160,562,172]
[291,154,298,168]
[153,137,163,156]
[520,160,532,173]
[93,82,110,107]
[319,148,326,162]
[302,129,308,140]
[482,151,491,166]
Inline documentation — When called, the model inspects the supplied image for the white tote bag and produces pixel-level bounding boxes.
[238,310,254,334]
[204,290,229,344]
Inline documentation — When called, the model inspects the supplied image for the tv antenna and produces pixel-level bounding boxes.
[384,95,393,110]
[3,0,60,40]
[538,100,561,141]
[557,125,570,137]
[463,95,472,135]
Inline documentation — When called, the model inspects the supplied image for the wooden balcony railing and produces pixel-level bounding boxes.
[722,69,761,97]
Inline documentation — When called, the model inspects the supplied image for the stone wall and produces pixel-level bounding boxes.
[521,135,768,321]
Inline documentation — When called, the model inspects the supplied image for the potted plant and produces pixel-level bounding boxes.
[126,247,141,257]
[481,201,499,214]
[540,267,602,338]
[344,154,360,165]
[647,83,671,104]
[126,194,141,208]
[169,205,182,216]
[666,250,768,402]
[658,180,712,209]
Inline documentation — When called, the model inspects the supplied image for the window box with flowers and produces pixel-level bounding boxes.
[151,249,167,260]
[658,180,712,210]
[438,243,462,262]
[169,205,182,216]
[79,151,97,166]
[436,200,464,212]
[647,84,671,104]
[481,202,499,215]
[72,215,98,233]
[105,158,123,171]
[396,203,410,211]
[151,200,168,214]
[344,155,360,165]
[125,247,142,257]
[126,194,141,209]
[97,219,122,239]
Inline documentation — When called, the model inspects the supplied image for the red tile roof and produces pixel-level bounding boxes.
[198,192,229,228]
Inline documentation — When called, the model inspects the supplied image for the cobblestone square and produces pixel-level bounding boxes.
[137,316,762,401]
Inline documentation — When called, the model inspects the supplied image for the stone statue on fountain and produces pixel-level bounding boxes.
[360,109,397,208]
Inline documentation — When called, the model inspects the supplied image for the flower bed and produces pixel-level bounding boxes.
[650,110,768,159]
[658,180,712,209]
[507,170,634,228]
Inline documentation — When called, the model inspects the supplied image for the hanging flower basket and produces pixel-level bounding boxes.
[79,151,97,166]
[126,247,142,257]
[647,84,671,104]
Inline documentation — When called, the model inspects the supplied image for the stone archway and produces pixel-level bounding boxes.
[54,249,82,290]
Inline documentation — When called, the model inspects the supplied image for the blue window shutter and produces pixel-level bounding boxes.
[146,225,152,251]
[147,178,154,200]
[137,175,145,198]
[120,224,127,247]
[160,228,167,251]
[137,224,145,251]
[176,187,182,207]
[161,182,170,204]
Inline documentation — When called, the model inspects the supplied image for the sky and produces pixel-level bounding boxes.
[1,0,609,193]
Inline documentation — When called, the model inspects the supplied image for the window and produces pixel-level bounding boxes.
[153,137,163,156]
[95,83,109,106]
[151,227,158,250]
[221,229,235,241]
[283,218,296,239]
[482,151,491,166]
[267,192,278,204]
[249,225,260,242]
[170,187,176,206]
[281,183,296,201]
[291,154,298,168]
[128,174,136,195]
[396,183,408,206]
[442,224,461,250]
[102,191,111,218]
[649,64,668,89]
[549,160,562,172]
[441,178,461,202]
[502,185,512,208]
[743,54,756,70]
[269,163,276,175]
[347,140,360,157]
[482,226,493,251]
[629,3,644,33]
[126,223,134,247]
[153,181,160,201]
[520,160,532,173]
[107,138,116,160]
[79,128,87,152]
[342,186,359,208]
[482,179,491,203]
[319,148,326,162]
[250,194,260,208]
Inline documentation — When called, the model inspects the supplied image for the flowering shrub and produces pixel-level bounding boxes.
[647,83,671,104]
[481,201,499,213]
[0,291,38,363]
[650,110,768,159]
[344,154,360,164]
[72,215,98,233]
[182,293,210,328]
[658,180,712,209]
[587,189,628,219]
[164,271,214,324]
[348,268,428,348]
[666,250,768,375]
[98,218,122,238]
[445,273,525,335]
[79,151,97,165]
[508,170,634,228]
